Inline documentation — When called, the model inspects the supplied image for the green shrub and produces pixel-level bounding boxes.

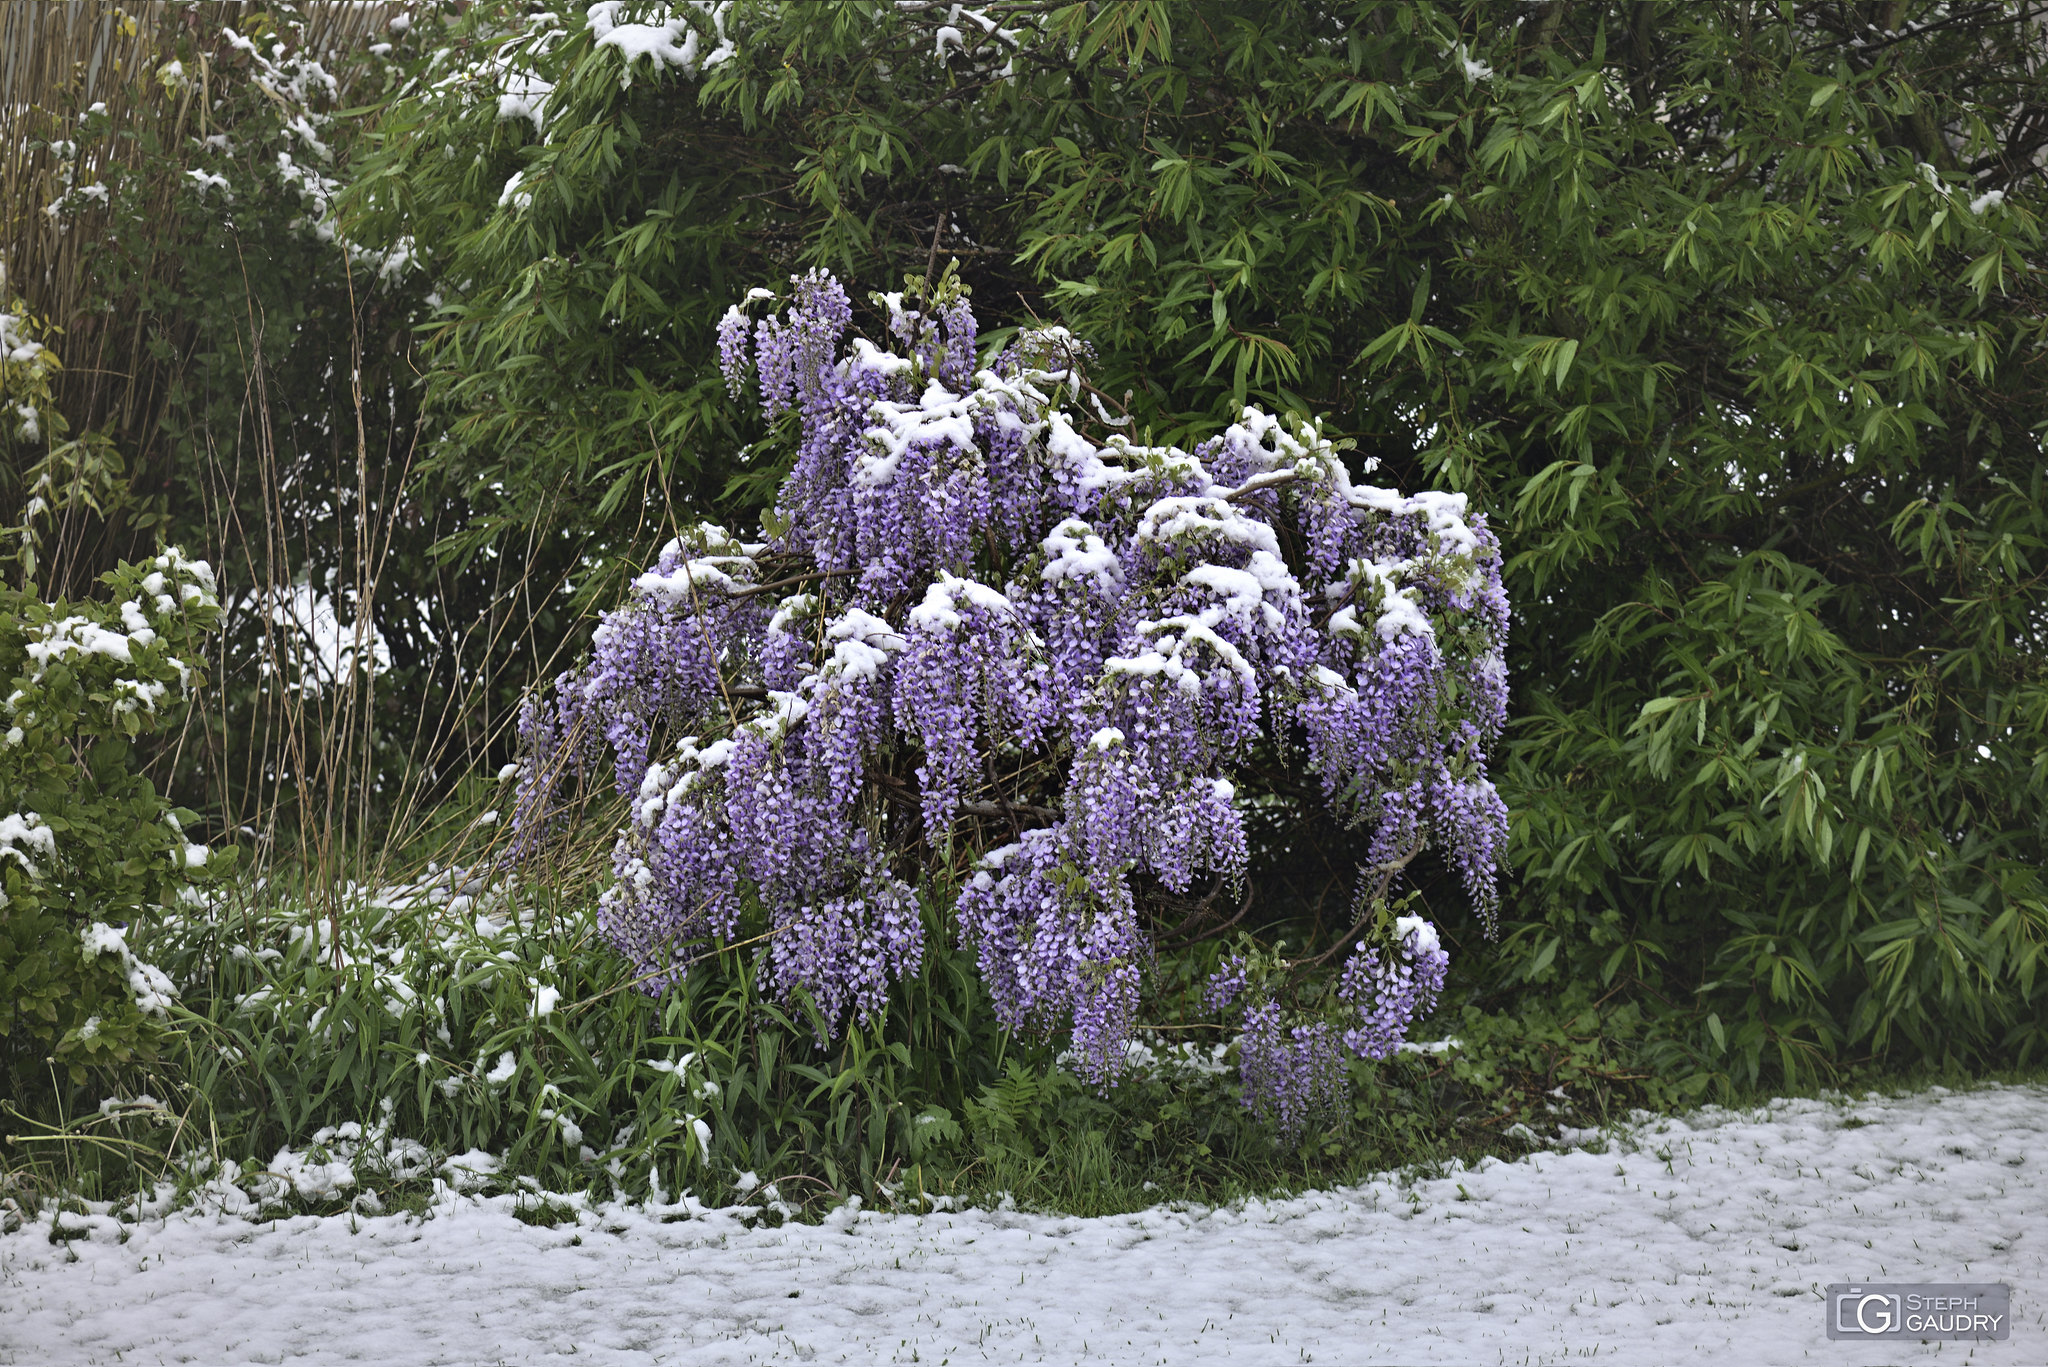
[339,0,2048,1084]
[0,549,228,1087]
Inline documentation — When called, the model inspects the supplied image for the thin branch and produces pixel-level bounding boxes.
[1300,840,1427,969]
[722,568,859,601]
[1222,469,1304,503]
[922,208,947,287]
[960,797,1060,824]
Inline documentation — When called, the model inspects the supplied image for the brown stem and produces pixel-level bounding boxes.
[960,797,1059,824]
[1300,840,1427,968]
[1222,470,1303,503]
[923,209,947,289]
[1155,882,1254,949]
[722,568,858,601]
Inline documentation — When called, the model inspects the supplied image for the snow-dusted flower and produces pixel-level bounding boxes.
[514,273,1509,1094]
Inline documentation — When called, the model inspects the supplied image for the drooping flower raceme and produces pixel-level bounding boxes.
[514,270,1509,1102]
[1339,915,1453,1061]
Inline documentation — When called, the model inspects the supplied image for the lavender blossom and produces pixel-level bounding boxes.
[1203,953,1250,1012]
[1338,916,1452,1061]
[716,304,752,399]
[510,273,1509,1085]
[1238,1002,1347,1136]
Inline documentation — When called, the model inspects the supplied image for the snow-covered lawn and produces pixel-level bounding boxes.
[3,1083,2040,1365]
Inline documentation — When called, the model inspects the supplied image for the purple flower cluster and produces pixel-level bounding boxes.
[750,270,854,420]
[895,574,1055,839]
[953,827,1148,1085]
[761,847,924,1035]
[513,271,1509,1082]
[1338,916,1452,1061]
[1203,953,1251,1013]
[1237,1002,1348,1136]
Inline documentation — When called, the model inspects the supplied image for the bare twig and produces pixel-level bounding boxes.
[922,208,947,289]
[722,568,859,601]
[960,797,1060,824]
[1300,840,1428,969]
[1221,469,1304,503]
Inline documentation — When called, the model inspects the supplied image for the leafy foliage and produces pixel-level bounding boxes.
[12,0,2048,1228]
[0,550,227,1088]
[0,854,1662,1222]
[4,3,417,602]
[352,0,2048,1083]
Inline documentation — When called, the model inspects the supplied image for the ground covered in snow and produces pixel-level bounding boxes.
[3,1084,2040,1365]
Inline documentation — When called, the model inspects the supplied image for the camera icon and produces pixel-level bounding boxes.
[1834,1289,1902,1335]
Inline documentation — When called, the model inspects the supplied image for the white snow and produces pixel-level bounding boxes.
[742,689,809,741]
[76,922,178,1018]
[237,583,392,695]
[21,615,138,674]
[586,1,735,81]
[846,335,914,378]
[1332,556,1438,646]
[1106,614,1257,690]
[0,811,55,877]
[496,72,555,132]
[1311,663,1355,694]
[1395,913,1440,956]
[5,1084,2043,1364]
[1183,561,1288,632]
[859,379,981,487]
[630,552,755,602]
[1135,495,1286,559]
[639,733,738,813]
[766,591,816,635]
[1039,518,1123,592]
[905,573,1013,633]
[819,608,906,681]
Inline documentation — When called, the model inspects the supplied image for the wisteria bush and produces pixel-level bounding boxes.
[514,271,1508,1127]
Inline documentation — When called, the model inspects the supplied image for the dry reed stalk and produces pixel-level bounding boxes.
[1,3,399,592]
[7,5,412,887]
[6,2,619,920]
